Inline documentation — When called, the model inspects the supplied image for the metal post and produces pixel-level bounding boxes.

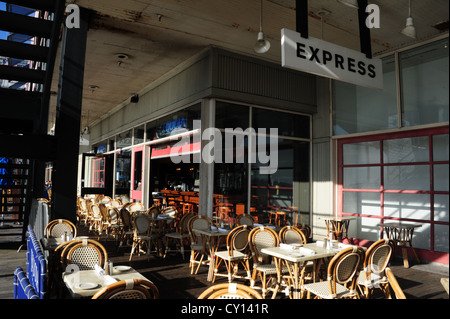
[296,0,309,39]
[51,8,90,223]
[357,0,372,58]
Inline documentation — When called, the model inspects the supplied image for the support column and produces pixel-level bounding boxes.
[199,99,215,219]
[51,9,89,223]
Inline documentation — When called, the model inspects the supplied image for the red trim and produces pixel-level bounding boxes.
[131,146,144,201]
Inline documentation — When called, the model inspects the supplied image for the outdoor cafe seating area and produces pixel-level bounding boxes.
[10,193,417,300]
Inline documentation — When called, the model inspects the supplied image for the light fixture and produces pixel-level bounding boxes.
[336,0,358,9]
[254,0,270,54]
[401,0,417,39]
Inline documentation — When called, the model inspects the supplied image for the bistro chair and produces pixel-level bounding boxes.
[77,197,89,226]
[98,203,112,236]
[107,207,122,241]
[248,226,288,298]
[385,267,407,299]
[357,239,395,299]
[101,196,112,204]
[92,279,159,299]
[164,211,195,259]
[118,207,134,250]
[44,219,77,240]
[303,246,365,299]
[213,225,252,283]
[198,283,263,299]
[236,214,254,226]
[129,212,159,261]
[298,224,312,241]
[145,205,160,219]
[278,226,307,245]
[109,198,122,208]
[62,238,108,271]
[48,239,81,298]
[87,202,103,234]
[129,202,145,213]
[187,215,212,274]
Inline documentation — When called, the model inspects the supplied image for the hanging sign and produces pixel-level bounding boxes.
[281,28,383,90]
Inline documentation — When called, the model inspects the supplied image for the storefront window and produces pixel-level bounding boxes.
[115,150,131,194]
[215,101,311,225]
[338,128,449,253]
[134,125,145,145]
[252,108,310,139]
[333,55,398,135]
[117,130,132,149]
[146,104,201,141]
[333,39,449,135]
[215,102,249,130]
[251,138,310,224]
[400,39,449,127]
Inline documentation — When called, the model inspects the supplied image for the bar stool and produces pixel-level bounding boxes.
[182,202,194,215]
[275,211,287,227]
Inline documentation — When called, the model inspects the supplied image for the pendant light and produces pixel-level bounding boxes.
[401,0,417,39]
[254,0,271,54]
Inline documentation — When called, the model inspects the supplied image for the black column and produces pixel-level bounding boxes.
[52,9,89,223]
[296,0,308,39]
[357,0,372,58]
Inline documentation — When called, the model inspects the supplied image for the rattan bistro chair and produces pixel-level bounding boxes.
[164,212,195,259]
[248,226,288,298]
[385,267,407,299]
[187,215,211,274]
[236,214,254,226]
[63,239,108,271]
[129,213,158,261]
[198,283,263,299]
[44,219,77,240]
[213,225,252,283]
[278,226,307,245]
[304,246,365,299]
[357,239,395,299]
[92,279,159,299]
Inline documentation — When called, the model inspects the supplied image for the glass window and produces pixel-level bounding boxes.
[384,193,431,220]
[333,55,398,135]
[435,224,449,253]
[251,138,310,222]
[115,150,131,193]
[215,101,249,130]
[252,108,310,139]
[117,130,132,149]
[384,165,430,191]
[134,125,145,145]
[146,104,201,141]
[434,164,449,191]
[343,167,380,189]
[433,134,449,161]
[434,194,449,222]
[383,137,429,163]
[343,192,381,216]
[400,39,449,127]
[343,141,380,165]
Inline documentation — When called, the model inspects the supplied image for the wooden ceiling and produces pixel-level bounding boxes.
[49,0,449,130]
